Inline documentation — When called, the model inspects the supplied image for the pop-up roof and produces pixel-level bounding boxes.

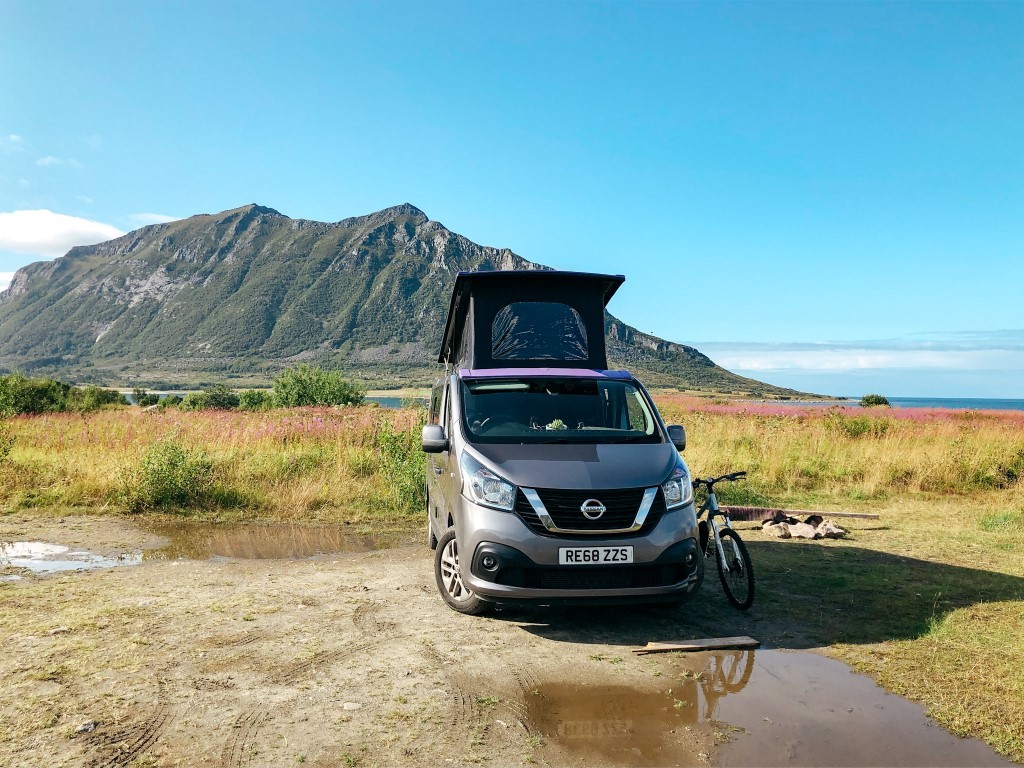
[438,270,625,370]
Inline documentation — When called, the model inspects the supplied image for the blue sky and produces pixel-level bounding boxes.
[1,0,1021,398]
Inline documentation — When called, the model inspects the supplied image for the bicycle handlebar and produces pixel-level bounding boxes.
[692,471,747,490]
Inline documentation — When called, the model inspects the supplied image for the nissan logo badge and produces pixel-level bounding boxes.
[580,499,606,520]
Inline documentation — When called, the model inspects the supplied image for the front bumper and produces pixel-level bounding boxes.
[455,497,703,603]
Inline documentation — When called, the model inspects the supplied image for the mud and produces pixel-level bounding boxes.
[0,515,1015,768]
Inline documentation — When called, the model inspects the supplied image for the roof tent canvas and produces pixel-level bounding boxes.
[438,270,625,370]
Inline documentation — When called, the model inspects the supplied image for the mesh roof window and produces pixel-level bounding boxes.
[491,302,589,361]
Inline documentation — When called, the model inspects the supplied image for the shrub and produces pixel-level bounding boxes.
[68,385,128,412]
[204,384,240,410]
[132,388,161,407]
[860,394,891,407]
[178,385,239,411]
[160,394,183,408]
[272,364,364,407]
[178,391,211,411]
[116,438,214,513]
[239,389,275,411]
[0,373,70,415]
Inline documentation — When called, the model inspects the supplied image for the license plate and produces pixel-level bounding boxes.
[558,546,634,565]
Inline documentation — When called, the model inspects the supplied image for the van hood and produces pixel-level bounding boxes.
[468,442,679,490]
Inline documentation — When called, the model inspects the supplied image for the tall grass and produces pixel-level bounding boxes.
[0,405,426,523]
[657,397,1024,508]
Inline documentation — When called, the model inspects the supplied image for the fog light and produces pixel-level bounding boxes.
[684,553,696,569]
[481,555,498,570]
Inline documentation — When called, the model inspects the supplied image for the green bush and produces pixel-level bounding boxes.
[132,388,161,407]
[178,385,239,411]
[372,413,425,513]
[116,438,214,513]
[68,385,128,412]
[159,394,183,408]
[860,394,891,407]
[178,391,211,411]
[239,389,275,411]
[272,364,364,407]
[0,373,70,415]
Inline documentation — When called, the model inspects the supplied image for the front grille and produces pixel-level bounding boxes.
[514,487,666,537]
[494,563,689,590]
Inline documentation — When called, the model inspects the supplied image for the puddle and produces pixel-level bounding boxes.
[139,521,396,561]
[0,523,397,576]
[0,541,141,574]
[713,650,1015,767]
[523,650,1013,767]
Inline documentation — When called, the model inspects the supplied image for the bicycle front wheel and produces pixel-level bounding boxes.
[716,528,755,610]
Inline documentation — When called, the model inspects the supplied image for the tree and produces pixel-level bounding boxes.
[860,394,891,408]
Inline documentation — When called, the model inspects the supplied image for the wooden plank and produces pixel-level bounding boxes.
[632,636,760,654]
[721,506,880,521]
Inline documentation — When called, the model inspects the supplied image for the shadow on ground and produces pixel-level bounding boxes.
[506,540,1024,649]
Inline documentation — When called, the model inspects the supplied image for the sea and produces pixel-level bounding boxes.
[768,396,1024,412]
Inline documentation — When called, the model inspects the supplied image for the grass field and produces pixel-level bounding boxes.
[1,399,1022,762]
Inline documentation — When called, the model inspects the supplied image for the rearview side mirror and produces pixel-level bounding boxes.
[421,424,449,453]
[667,424,686,452]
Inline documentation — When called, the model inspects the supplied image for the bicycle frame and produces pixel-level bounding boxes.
[698,485,741,574]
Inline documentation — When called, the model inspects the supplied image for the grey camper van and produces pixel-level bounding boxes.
[422,271,702,614]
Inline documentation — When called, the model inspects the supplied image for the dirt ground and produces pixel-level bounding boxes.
[0,516,734,768]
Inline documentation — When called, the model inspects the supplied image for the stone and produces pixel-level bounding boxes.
[817,520,847,539]
[762,523,791,539]
[788,522,821,539]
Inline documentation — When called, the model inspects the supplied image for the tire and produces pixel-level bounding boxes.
[434,528,490,615]
[715,528,755,610]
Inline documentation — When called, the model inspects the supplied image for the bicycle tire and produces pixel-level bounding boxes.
[715,528,755,610]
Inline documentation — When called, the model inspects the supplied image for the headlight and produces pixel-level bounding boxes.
[662,461,694,510]
[460,452,516,511]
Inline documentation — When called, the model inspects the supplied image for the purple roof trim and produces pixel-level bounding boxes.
[458,367,633,380]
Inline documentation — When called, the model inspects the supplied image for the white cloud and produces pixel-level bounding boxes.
[0,134,28,153]
[697,338,1024,374]
[0,272,14,292]
[35,155,84,169]
[127,212,181,225]
[0,210,124,258]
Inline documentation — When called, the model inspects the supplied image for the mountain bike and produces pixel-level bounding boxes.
[693,471,755,610]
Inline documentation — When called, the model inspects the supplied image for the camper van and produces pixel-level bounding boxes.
[422,270,702,614]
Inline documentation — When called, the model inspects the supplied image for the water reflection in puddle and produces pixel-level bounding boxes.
[524,650,1013,767]
[0,541,141,574]
[140,521,395,561]
[0,522,396,577]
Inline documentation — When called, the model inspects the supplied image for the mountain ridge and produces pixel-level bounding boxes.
[0,204,804,396]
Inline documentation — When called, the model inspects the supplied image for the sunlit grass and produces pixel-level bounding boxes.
[0,405,426,523]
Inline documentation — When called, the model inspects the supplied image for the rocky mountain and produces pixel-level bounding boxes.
[0,203,801,395]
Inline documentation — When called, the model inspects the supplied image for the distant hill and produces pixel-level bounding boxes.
[0,203,804,396]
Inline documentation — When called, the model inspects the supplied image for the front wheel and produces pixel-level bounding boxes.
[715,528,755,610]
[434,529,490,615]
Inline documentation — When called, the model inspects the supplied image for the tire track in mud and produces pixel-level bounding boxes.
[266,602,397,686]
[221,708,269,768]
[86,703,172,768]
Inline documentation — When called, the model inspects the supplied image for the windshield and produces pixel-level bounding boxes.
[460,377,662,444]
